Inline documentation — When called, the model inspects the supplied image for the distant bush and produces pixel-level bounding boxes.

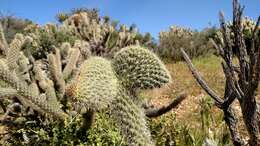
[0,15,32,43]
[158,25,217,61]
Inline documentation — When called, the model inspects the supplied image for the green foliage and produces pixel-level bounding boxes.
[86,112,125,145]
[149,96,232,146]
[113,45,171,89]
[2,112,125,146]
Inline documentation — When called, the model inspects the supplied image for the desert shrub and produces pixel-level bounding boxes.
[22,23,78,59]
[158,25,217,61]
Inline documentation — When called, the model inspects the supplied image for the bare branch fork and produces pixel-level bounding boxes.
[181,48,243,145]
[181,0,260,145]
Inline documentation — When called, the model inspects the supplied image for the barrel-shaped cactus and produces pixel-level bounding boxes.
[110,46,171,145]
[113,45,171,90]
[75,57,119,112]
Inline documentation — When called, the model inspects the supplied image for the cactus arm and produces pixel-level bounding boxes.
[0,60,68,120]
[63,48,80,80]
[110,45,172,145]
[0,87,17,98]
[6,34,25,70]
[111,88,154,146]
[48,48,66,99]
[113,45,171,90]
[33,62,62,109]
[28,82,40,98]
[0,23,8,55]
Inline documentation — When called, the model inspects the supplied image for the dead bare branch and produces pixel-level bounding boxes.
[145,92,187,118]
[181,48,223,105]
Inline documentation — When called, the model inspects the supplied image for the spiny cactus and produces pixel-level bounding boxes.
[0,12,172,145]
[60,12,140,57]
[109,46,171,145]
[20,10,152,60]
[0,59,67,120]
[0,28,91,121]
[110,87,153,145]
[71,46,171,145]
[0,23,8,56]
[113,45,171,90]
[75,57,119,112]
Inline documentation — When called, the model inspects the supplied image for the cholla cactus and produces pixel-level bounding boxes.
[213,16,260,52]
[61,12,139,57]
[158,25,196,60]
[160,25,193,39]
[241,17,258,33]
[0,23,8,56]
[21,12,140,59]
[0,34,77,120]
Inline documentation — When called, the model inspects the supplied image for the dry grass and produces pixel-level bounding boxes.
[143,55,224,129]
[143,54,259,109]
[143,55,260,143]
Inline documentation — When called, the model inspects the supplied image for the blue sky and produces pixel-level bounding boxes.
[0,0,259,38]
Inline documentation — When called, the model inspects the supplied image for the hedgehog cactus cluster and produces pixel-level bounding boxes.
[73,46,171,145]
[0,12,172,145]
